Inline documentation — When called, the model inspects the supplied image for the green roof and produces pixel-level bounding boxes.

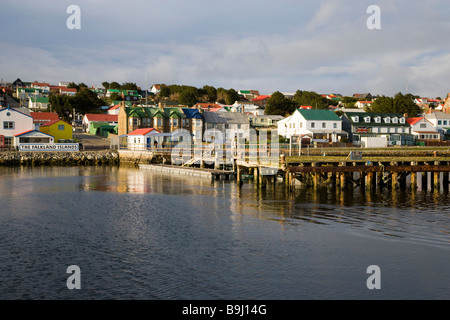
[125,106,185,119]
[165,107,185,119]
[29,97,49,103]
[344,112,409,127]
[296,109,340,121]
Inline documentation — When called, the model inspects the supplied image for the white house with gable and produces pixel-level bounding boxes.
[0,106,35,149]
[278,108,347,143]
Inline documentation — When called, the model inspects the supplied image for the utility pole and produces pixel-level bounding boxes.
[145,72,148,106]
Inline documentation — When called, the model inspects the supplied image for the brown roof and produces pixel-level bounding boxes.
[84,114,118,122]
[30,112,59,123]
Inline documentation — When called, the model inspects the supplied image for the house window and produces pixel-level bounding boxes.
[438,120,442,125]
[300,122,303,128]
[172,118,178,126]
[333,123,337,129]
[420,123,427,128]
[58,125,65,131]
[3,121,14,129]
[4,137,12,148]
[384,117,391,123]
[322,122,326,128]
[375,117,381,123]
[392,117,398,124]
[132,118,138,126]
[444,120,448,126]
[352,116,359,123]
[158,118,163,126]
[311,122,315,128]
[399,118,405,124]
[364,116,371,123]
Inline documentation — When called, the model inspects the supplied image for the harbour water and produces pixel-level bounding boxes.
[0,165,448,300]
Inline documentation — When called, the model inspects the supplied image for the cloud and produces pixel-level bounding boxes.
[1,1,449,97]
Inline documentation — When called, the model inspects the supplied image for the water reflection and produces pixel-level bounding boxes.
[0,165,448,299]
[1,165,448,248]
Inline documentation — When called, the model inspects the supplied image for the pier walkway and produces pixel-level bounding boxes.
[139,164,236,180]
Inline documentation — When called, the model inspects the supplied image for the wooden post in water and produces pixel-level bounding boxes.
[284,170,290,188]
[340,172,346,189]
[433,171,440,191]
[410,171,417,190]
[366,171,374,192]
[313,173,320,190]
[254,167,259,185]
[237,165,242,185]
[392,171,399,189]
[259,168,267,189]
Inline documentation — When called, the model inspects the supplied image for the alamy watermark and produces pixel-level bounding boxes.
[366,265,381,290]
[66,5,81,30]
[169,128,280,175]
[367,5,381,30]
[66,265,81,289]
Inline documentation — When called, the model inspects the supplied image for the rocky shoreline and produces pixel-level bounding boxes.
[0,150,120,166]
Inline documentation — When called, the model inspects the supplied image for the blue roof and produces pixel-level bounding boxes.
[182,108,203,119]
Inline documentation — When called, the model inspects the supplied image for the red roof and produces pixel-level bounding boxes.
[128,128,161,136]
[60,88,77,92]
[252,95,271,102]
[108,104,120,110]
[407,117,424,125]
[299,106,312,109]
[30,112,60,122]
[32,82,50,87]
[84,114,118,122]
[358,101,372,104]
[40,119,72,127]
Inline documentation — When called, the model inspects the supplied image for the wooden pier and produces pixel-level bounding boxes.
[123,147,450,192]
[139,164,237,180]
[283,160,450,191]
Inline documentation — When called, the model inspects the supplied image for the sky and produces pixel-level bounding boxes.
[1,0,449,98]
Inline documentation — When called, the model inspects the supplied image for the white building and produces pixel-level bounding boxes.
[126,128,161,150]
[424,112,450,134]
[0,106,36,148]
[28,97,49,111]
[31,82,50,93]
[14,130,54,146]
[277,109,346,142]
[354,101,372,109]
[408,117,441,141]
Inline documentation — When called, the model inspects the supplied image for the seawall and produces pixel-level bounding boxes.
[0,150,120,166]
